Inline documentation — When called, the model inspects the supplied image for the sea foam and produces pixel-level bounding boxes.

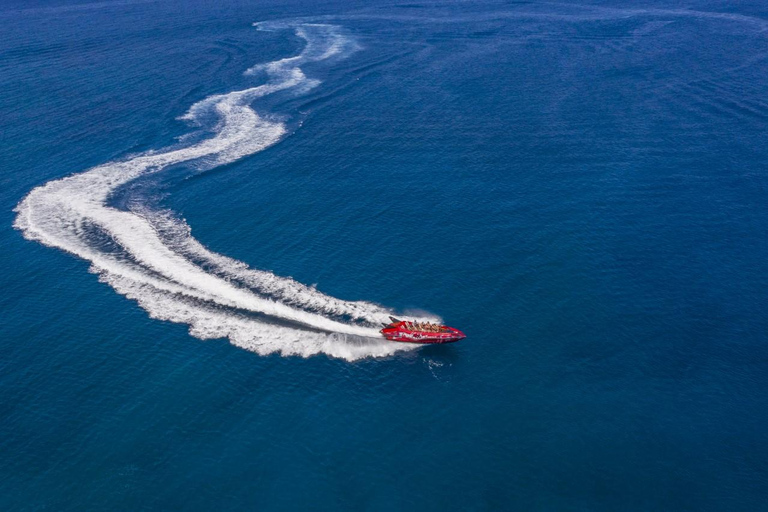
[14,23,437,360]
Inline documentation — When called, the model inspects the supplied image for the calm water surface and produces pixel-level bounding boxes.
[1,0,767,509]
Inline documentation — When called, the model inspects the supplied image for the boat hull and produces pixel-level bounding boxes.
[387,334,464,344]
[380,319,466,344]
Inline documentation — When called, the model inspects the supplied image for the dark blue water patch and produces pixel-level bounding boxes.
[2,0,768,510]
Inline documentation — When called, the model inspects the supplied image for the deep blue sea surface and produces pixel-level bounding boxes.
[2,0,768,509]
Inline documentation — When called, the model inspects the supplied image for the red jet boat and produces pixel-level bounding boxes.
[380,317,466,344]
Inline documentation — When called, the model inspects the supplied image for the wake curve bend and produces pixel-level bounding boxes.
[14,22,436,361]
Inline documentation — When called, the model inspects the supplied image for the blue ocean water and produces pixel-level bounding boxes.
[2,0,768,509]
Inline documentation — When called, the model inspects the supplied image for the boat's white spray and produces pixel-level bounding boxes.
[14,22,437,360]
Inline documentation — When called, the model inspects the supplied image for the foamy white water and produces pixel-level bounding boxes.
[14,22,437,360]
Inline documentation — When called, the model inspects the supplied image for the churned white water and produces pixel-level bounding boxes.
[14,22,437,360]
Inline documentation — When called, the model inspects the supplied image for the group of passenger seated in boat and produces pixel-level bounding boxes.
[405,321,442,333]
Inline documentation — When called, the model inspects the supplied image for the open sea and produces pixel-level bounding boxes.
[2,0,768,509]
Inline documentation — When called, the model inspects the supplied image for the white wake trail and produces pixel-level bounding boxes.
[14,22,437,360]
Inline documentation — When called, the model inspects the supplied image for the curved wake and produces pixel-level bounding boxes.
[14,22,436,361]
